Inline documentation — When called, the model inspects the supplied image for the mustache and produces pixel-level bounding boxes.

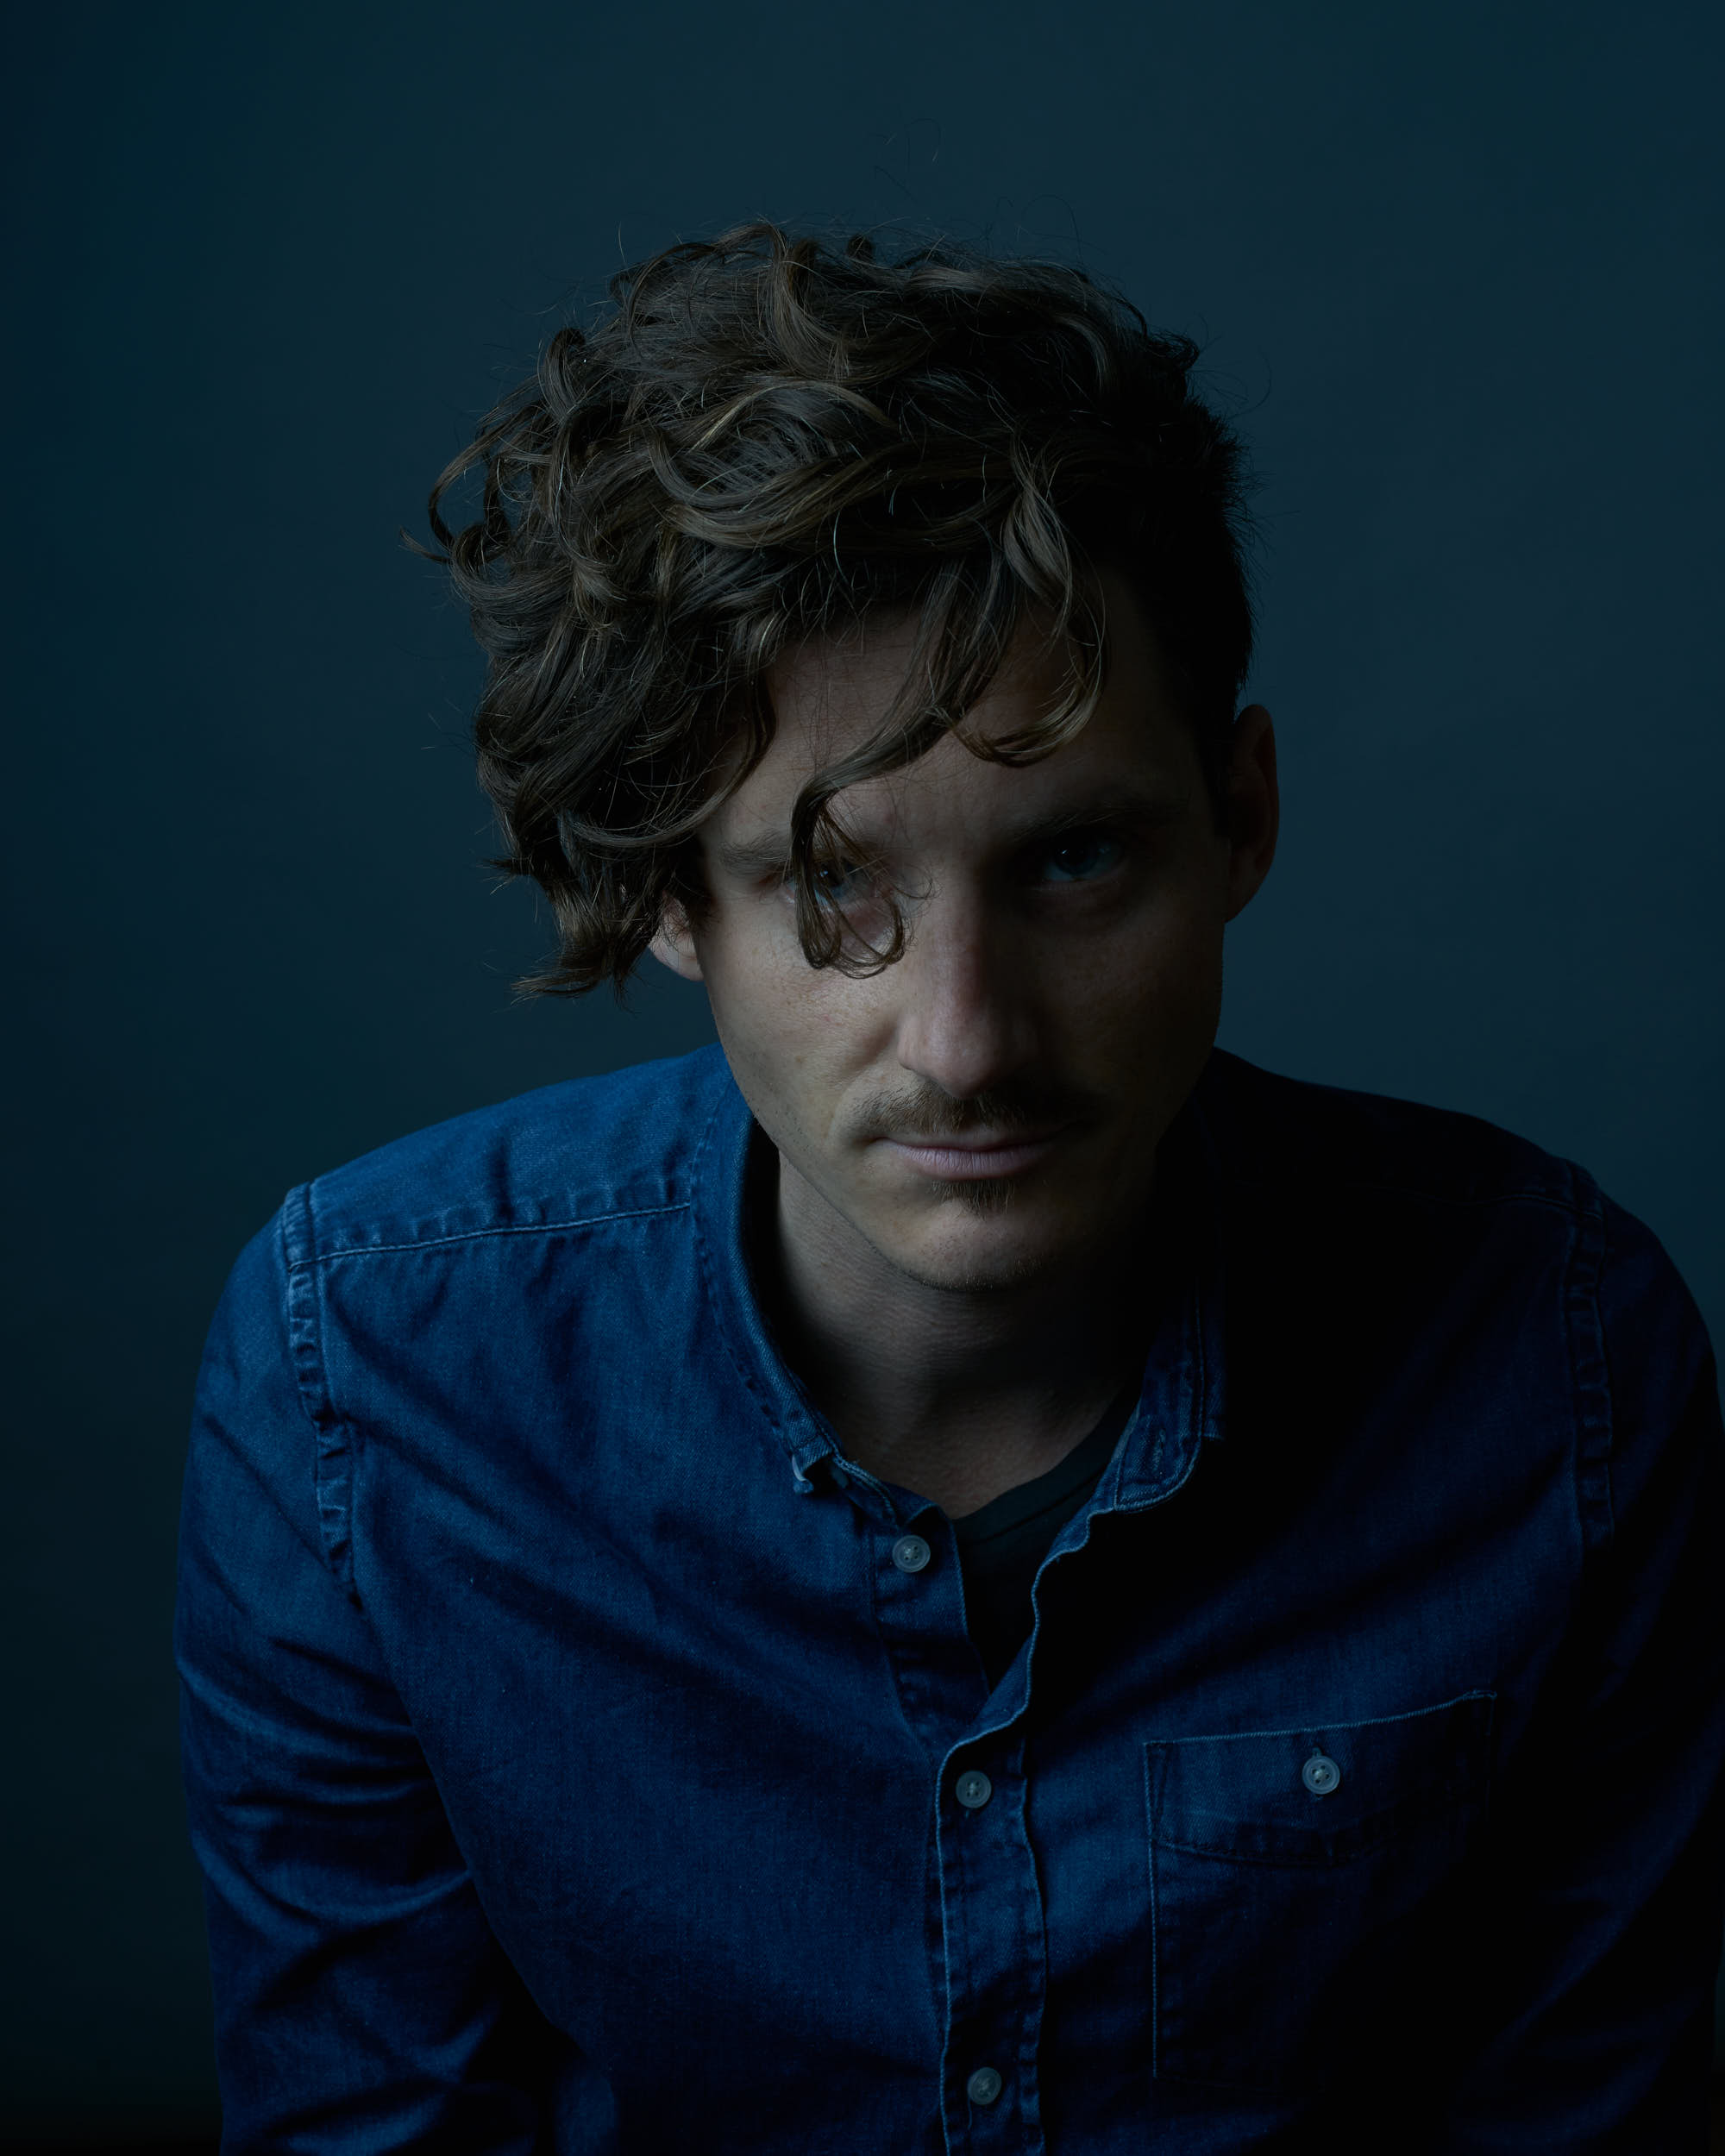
[858,1077,1098,1144]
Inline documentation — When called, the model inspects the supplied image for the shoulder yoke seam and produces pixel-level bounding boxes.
[288,1200,691,1269]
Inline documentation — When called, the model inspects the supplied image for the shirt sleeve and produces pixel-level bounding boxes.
[174,1205,561,2150]
[1434,1195,1725,2151]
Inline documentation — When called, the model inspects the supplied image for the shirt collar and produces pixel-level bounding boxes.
[1105,1074,1228,1512]
[690,1072,839,1492]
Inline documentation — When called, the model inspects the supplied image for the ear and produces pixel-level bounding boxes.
[1224,705,1279,922]
[649,895,706,983]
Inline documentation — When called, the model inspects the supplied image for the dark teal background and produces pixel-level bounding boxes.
[4,0,1721,2134]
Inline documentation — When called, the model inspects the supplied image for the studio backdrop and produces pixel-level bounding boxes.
[4,0,1721,2134]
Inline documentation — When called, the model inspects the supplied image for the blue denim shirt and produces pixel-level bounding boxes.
[176,1047,1725,2153]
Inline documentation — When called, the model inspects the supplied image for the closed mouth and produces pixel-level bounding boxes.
[877,1125,1070,1179]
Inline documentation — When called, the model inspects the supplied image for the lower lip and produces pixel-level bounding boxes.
[881,1131,1067,1181]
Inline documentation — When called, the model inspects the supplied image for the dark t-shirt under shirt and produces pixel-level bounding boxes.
[950,1386,1137,1688]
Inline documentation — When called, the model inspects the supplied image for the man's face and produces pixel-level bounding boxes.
[654,575,1277,1296]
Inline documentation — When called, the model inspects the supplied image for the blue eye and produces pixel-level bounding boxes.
[1039,832,1125,883]
[812,860,869,902]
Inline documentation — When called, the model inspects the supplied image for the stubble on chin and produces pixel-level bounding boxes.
[869,1175,1101,1298]
[918,1175,1022,1217]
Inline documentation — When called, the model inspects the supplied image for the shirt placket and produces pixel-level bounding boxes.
[837,1462,1050,2156]
[933,1708,1047,2155]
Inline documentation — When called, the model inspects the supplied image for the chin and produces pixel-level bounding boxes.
[876,1196,1088,1295]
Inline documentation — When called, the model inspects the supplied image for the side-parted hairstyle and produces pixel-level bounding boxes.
[426,222,1256,994]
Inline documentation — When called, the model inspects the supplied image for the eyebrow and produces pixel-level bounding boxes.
[1011,787,1187,845]
[711,785,1186,886]
[712,833,800,883]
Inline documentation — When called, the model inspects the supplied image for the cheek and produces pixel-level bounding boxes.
[1051,902,1225,1053]
[699,926,877,1116]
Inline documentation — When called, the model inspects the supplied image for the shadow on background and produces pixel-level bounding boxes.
[3,0,1721,2134]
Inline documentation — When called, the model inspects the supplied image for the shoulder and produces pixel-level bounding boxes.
[1208,1056,1716,1535]
[283,1044,735,1265]
[1199,1049,1594,1217]
[1200,1050,1717,1480]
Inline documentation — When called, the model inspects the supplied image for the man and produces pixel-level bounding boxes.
[177,224,1725,2151]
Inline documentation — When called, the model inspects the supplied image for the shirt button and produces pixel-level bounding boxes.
[966,2066,1004,2107]
[955,1770,993,1809]
[892,1533,932,1574]
[1302,1750,1342,1796]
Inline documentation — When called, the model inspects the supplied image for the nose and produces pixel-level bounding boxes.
[890,882,1038,1101]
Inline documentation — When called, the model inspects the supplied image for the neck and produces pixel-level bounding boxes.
[759,1154,1147,1517]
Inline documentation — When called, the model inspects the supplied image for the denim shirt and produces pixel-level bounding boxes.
[175,1046,1725,2153]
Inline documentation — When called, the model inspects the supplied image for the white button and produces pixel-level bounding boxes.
[892,1534,932,1573]
[1302,1750,1341,1796]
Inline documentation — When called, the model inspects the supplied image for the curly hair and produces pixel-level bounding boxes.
[426,222,1256,994]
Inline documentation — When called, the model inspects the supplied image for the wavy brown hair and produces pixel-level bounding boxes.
[426,222,1256,993]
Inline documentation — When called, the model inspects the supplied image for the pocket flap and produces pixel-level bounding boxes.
[1146,1689,1496,1869]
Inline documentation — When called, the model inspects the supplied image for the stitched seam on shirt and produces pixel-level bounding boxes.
[285,1201,689,1268]
[690,1093,803,1457]
[1107,1432,1206,1516]
[931,1793,966,2150]
[1145,1747,1164,2082]
[1007,1729,1049,2148]
[280,1181,358,1597]
[1143,1687,1497,1746]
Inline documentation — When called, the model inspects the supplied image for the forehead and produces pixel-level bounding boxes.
[713,574,1199,851]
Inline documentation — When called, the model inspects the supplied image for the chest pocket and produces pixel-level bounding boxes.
[1145,1689,1496,2096]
